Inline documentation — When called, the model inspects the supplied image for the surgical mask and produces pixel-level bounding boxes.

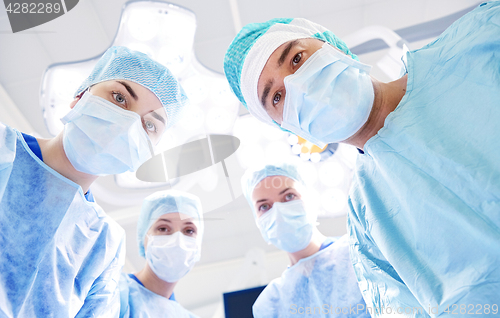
[61,91,154,176]
[145,231,199,283]
[281,42,374,148]
[257,200,314,253]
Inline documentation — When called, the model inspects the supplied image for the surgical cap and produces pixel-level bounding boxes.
[224,18,357,127]
[137,190,204,258]
[241,160,306,217]
[76,46,188,129]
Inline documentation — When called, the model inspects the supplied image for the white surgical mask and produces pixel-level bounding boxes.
[146,231,200,283]
[281,42,374,148]
[257,200,314,253]
[61,91,154,176]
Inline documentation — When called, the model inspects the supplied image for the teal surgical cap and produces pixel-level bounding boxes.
[241,161,306,217]
[76,46,188,129]
[137,190,204,258]
[224,18,357,122]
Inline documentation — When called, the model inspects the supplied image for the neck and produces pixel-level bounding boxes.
[344,74,408,150]
[287,229,326,266]
[135,263,177,299]
[37,131,97,193]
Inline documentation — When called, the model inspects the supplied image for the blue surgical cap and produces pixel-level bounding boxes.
[224,18,358,111]
[137,190,204,258]
[241,161,306,217]
[76,46,188,129]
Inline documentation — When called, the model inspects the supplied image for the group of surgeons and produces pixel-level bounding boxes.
[0,1,499,317]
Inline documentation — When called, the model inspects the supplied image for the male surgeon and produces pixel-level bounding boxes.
[224,2,500,316]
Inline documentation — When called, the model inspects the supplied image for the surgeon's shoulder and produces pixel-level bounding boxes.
[0,122,18,161]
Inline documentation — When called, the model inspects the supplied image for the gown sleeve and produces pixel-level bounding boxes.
[0,123,17,202]
[347,190,430,318]
[75,232,126,318]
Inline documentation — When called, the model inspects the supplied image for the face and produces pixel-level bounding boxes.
[251,176,302,218]
[257,38,325,125]
[72,79,168,145]
[143,212,198,249]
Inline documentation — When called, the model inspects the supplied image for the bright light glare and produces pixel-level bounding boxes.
[287,134,299,145]
[321,188,347,215]
[297,162,318,186]
[182,76,208,103]
[177,105,204,131]
[318,161,345,187]
[206,107,234,133]
[127,10,160,41]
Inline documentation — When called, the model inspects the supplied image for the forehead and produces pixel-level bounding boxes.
[150,212,196,228]
[251,175,297,201]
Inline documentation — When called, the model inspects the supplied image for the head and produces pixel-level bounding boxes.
[137,190,204,258]
[73,46,189,142]
[241,161,317,253]
[61,46,189,176]
[224,18,357,127]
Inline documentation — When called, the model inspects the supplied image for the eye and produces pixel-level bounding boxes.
[158,226,168,233]
[258,203,272,212]
[184,228,196,237]
[292,53,302,66]
[272,91,282,106]
[112,92,127,106]
[284,193,296,201]
[142,119,157,133]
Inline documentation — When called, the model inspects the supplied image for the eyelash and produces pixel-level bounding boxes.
[142,118,158,134]
[112,91,127,107]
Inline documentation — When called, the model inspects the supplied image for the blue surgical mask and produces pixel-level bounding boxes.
[257,200,314,253]
[281,42,374,148]
[146,232,199,283]
[61,91,154,176]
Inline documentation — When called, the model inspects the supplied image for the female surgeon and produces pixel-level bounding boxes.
[0,46,188,317]
[119,190,203,318]
[225,2,500,314]
[241,161,369,318]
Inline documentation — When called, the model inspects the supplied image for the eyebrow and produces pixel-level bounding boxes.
[150,111,166,126]
[255,188,293,204]
[278,40,299,67]
[279,187,292,195]
[117,81,138,100]
[261,79,273,109]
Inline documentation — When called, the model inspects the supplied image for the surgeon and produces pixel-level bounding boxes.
[225,2,500,316]
[119,190,202,318]
[0,46,188,317]
[242,161,369,318]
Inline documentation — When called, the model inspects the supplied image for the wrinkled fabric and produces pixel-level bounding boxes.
[137,190,204,258]
[0,123,125,318]
[76,46,188,129]
[253,235,369,318]
[348,2,500,316]
[119,273,199,318]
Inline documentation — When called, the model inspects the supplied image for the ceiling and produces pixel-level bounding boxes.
[0,0,479,317]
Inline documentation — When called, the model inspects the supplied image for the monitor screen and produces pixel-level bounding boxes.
[223,285,267,318]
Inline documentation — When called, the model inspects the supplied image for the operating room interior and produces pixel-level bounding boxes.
[0,0,481,317]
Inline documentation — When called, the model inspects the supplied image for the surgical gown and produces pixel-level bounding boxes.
[348,1,500,317]
[253,235,369,318]
[119,273,199,318]
[0,123,125,317]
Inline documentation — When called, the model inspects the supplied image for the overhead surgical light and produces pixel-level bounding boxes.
[40,0,240,193]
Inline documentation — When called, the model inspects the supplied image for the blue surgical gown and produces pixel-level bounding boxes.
[119,273,199,318]
[0,123,125,317]
[348,1,500,317]
[253,235,369,318]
